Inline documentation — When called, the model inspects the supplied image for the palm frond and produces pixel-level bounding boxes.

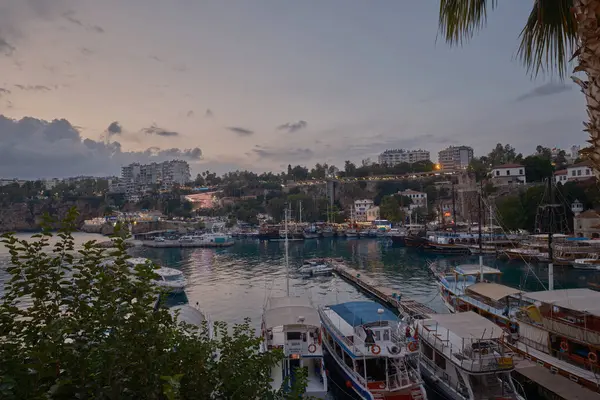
[438,0,498,45]
[517,0,577,79]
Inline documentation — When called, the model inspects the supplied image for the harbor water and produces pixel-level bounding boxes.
[1,233,597,399]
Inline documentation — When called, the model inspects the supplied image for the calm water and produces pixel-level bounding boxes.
[1,234,596,399]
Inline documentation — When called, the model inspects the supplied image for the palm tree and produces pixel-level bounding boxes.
[438,1,600,171]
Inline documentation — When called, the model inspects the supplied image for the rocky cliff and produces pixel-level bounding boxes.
[0,197,105,232]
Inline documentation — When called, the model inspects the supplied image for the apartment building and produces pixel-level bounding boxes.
[438,146,474,170]
[121,160,191,199]
[378,149,430,166]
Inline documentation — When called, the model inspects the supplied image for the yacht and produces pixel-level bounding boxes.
[299,260,333,276]
[125,258,187,293]
[260,296,327,398]
[168,303,214,338]
[415,312,523,400]
[319,300,426,399]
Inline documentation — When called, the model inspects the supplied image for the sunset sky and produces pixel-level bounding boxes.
[0,0,587,178]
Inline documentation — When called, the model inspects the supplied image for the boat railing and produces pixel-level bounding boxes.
[420,353,469,396]
[516,310,600,346]
[319,308,360,354]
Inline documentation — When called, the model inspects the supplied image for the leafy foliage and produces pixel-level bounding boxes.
[0,208,306,399]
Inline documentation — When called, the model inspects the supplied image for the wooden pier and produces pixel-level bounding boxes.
[328,260,435,318]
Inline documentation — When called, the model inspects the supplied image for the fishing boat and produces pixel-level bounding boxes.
[415,312,523,399]
[319,300,427,399]
[260,205,328,398]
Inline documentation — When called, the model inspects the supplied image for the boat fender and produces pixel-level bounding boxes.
[371,344,381,355]
[407,341,418,352]
[589,352,598,364]
[560,341,569,352]
[308,344,317,353]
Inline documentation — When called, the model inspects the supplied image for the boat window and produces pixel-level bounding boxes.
[374,330,381,341]
[434,351,446,369]
[422,341,434,360]
[364,358,386,382]
[164,274,182,282]
[383,329,390,341]
[287,332,302,340]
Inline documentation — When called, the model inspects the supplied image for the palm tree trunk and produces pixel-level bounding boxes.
[571,0,600,172]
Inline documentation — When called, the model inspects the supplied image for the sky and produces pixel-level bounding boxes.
[0,0,588,179]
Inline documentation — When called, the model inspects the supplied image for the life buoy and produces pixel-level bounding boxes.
[408,341,418,352]
[589,352,598,364]
[560,341,569,352]
[308,344,317,353]
[371,344,381,355]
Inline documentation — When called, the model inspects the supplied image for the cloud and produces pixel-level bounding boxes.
[14,84,51,92]
[516,82,572,101]
[106,121,122,136]
[251,145,314,162]
[62,11,104,33]
[0,115,202,179]
[80,47,93,56]
[0,37,15,56]
[142,124,180,137]
[227,126,254,136]
[186,110,194,118]
[277,120,307,133]
[0,88,10,97]
[149,55,162,62]
[205,109,214,118]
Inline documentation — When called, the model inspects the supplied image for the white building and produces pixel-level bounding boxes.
[398,189,428,210]
[438,146,473,170]
[491,164,526,185]
[378,149,430,166]
[354,199,376,222]
[555,160,594,183]
[121,160,191,200]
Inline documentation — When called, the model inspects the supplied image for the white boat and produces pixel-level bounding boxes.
[415,312,523,400]
[125,258,187,293]
[260,297,327,398]
[154,236,165,242]
[168,303,214,338]
[319,300,427,400]
[299,261,333,276]
[321,227,335,237]
[573,255,600,270]
[345,229,359,238]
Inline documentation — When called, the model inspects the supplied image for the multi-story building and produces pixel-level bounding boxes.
[397,189,428,210]
[554,160,594,184]
[378,149,430,166]
[354,199,376,222]
[121,160,191,200]
[491,164,526,185]
[438,146,474,171]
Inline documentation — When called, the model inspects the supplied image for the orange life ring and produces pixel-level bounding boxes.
[308,344,317,353]
[589,352,598,364]
[560,341,569,352]
[408,341,418,352]
[371,344,381,355]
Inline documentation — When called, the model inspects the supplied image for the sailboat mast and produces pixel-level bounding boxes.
[452,181,457,232]
[478,182,483,273]
[285,204,290,296]
[547,177,554,290]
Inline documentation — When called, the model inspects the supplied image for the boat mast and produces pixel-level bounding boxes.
[299,200,302,224]
[478,182,483,275]
[285,203,290,296]
[452,180,457,232]
[547,177,554,290]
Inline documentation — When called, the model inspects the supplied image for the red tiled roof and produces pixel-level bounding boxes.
[577,209,600,219]
[569,160,592,168]
[554,169,568,176]
[493,163,524,169]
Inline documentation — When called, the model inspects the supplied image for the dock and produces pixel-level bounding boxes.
[328,260,435,318]
[142,240,234,248]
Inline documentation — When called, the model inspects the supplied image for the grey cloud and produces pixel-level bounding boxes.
[205,109,214,118]
[516,82,572,101]
[142,124,180,137]
[0,115,202,179]
[80,47,93,56]
[149,55,162,62]
[252,145,314,162]
[0,88,10,97]
[91,25,104,33]
[14,84,51,92]
[186,110,194,118]
[62,11,104,33]
[0,37,15,56]
[227,126,254,136]
[277,120,307,133]
[106,121,122,136]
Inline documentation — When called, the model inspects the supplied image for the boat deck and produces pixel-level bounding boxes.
[515,359,600,400]
[330,261,435,318]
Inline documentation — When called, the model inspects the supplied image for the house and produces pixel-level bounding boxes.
[562,161,594,183]
[354,199,376,222]
[574,209,600,238]
[397,189,428,210]
[366,206,380,222]
[554,169,568,184]
[491,164,526,185]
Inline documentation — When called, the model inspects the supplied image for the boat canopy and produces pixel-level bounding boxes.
[428,312,504,339]
[264,296,320,329]
[524,289,600,317]
[328,301,397,327]
[169,305,206,327]
[466,282,523,302]
[454,264,502,276]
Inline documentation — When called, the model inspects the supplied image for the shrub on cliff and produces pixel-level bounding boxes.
[0,209,307,399]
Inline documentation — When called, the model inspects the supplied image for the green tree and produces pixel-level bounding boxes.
[379,195,407,222]
[468,157,490,181]
[0,210,307,399]
[437,1,600,172]
[523,155,554,182]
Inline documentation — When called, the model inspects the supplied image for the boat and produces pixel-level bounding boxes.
[299,260,333,276]
[319,300,427,399]
[303,225,320,239]
[260,205,328,398]
[125,257,187,293]
[415,312,523,400]
[168,303,214,338]
[321,226,335,238]
[390,229,407,246]
[404,234,428,249]
[345,228,359,238]
[573,256,600,270]
[421,233,471,255]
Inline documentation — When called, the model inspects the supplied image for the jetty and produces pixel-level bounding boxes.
[141,240,234,248]
[328,259,435,318]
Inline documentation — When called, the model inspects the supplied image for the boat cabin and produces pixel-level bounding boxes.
[262,297,326,395]
[417,312,520,399]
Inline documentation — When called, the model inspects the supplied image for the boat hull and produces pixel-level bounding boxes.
[390,235,406,246]
[420,362,465,400]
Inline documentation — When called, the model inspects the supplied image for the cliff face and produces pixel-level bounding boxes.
[0,198,105,232]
